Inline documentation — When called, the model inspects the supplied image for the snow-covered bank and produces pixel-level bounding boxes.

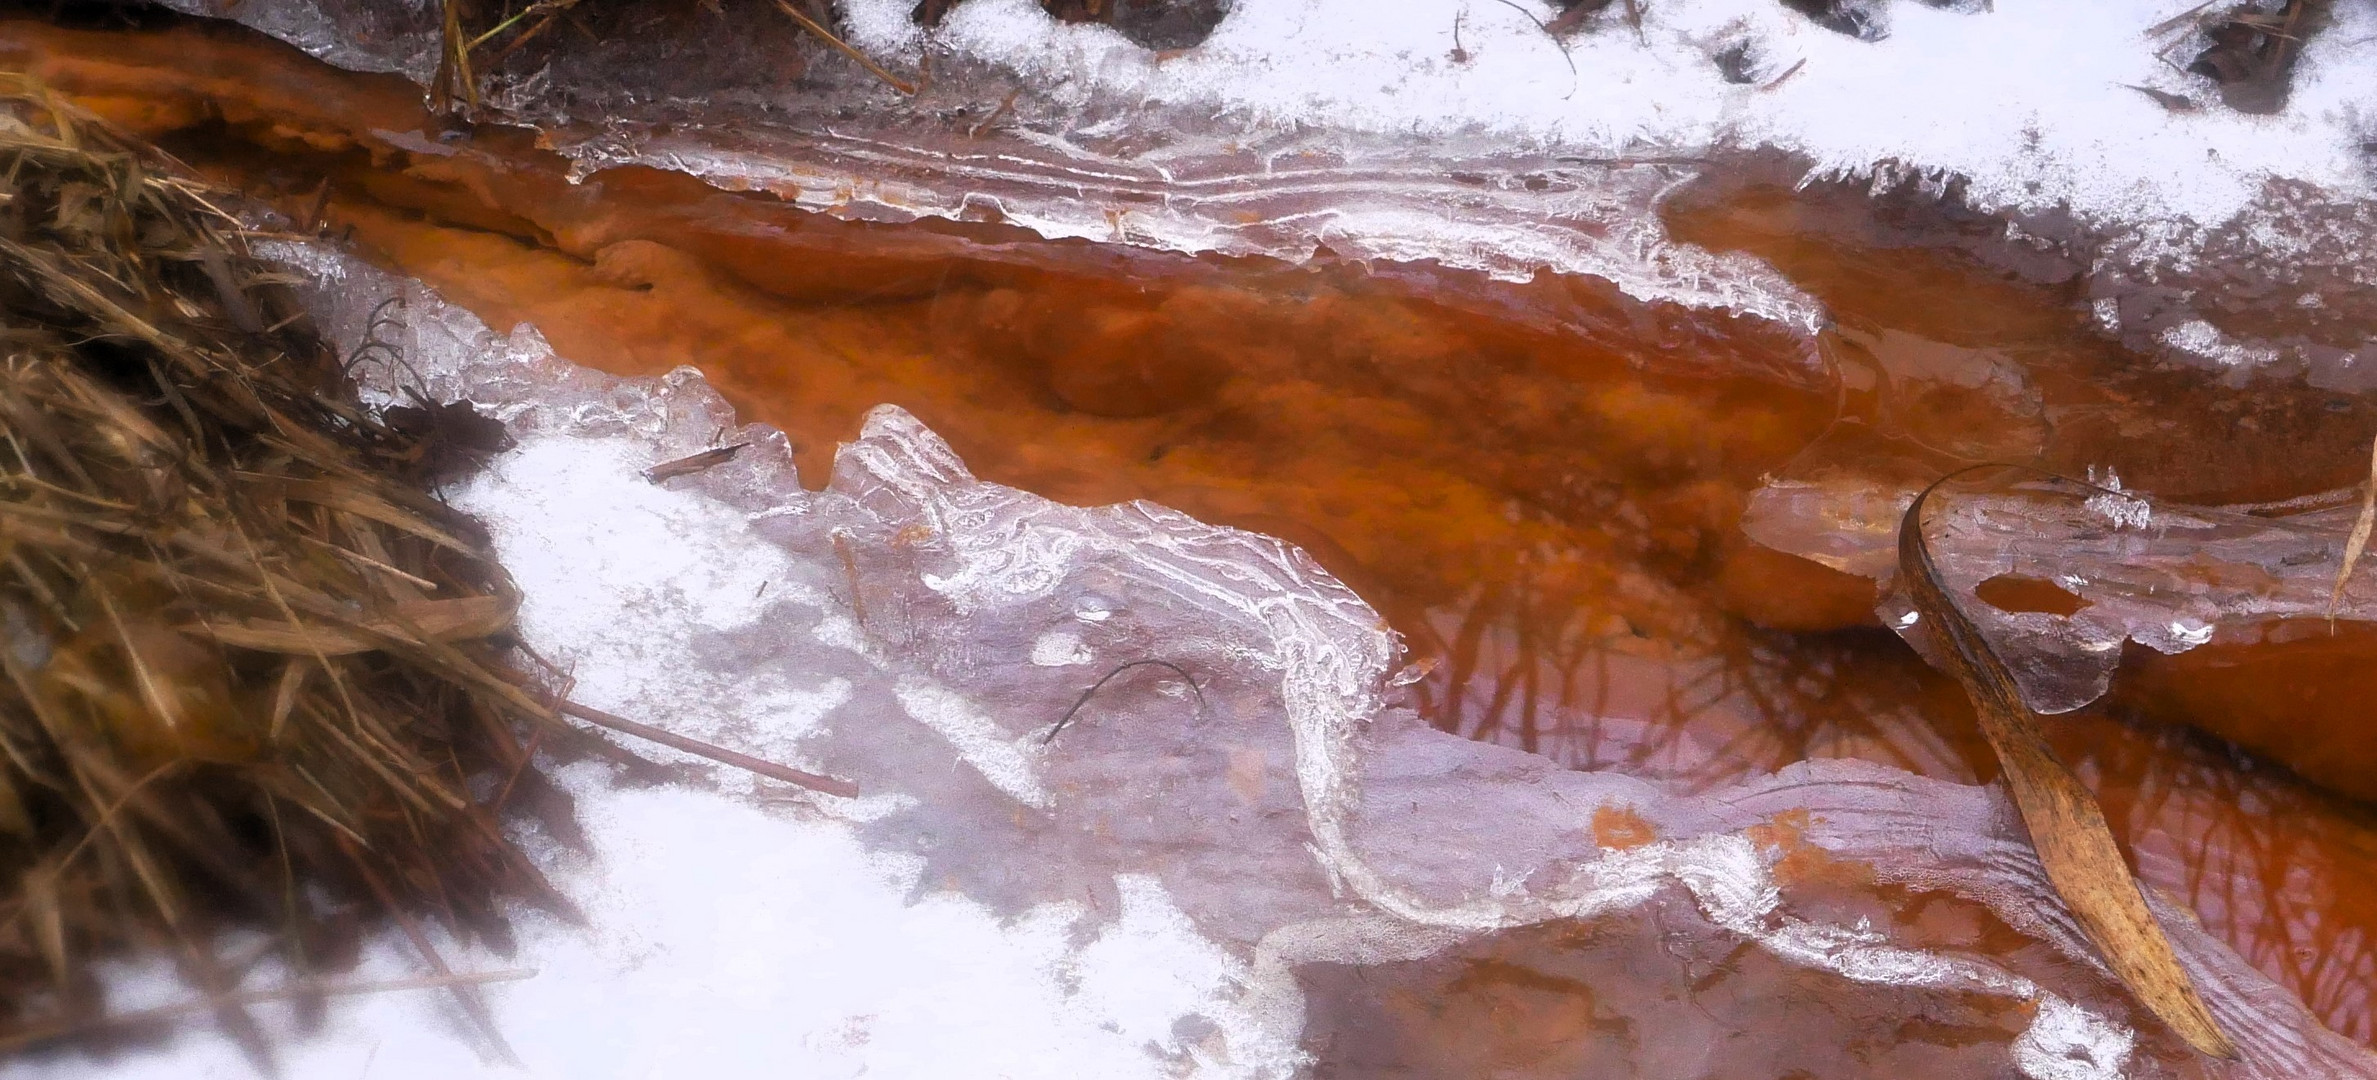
[162,0,2377,381]
[844,0,2375,233]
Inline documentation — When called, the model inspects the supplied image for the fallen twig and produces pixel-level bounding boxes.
[1759,58,1808,92]
[558,700,859,798]
[2328,434,2377,630]
[645,442,749,483]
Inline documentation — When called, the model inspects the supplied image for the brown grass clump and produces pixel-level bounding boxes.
[0,75,568,1064]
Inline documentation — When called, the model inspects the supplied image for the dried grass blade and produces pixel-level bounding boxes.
[557,700,858,798]
[268,477,475,553]
[0,967,536,1054]
[337,834,517,1065]
[192,595,514,656]
[1899,475,2235,1058]
[771,0,918,94]
[2327,434,2377,630]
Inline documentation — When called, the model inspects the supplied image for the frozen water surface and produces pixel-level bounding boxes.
[159,0,2377,375]
[19,239,2365,1078]
[26,3,2377,1070]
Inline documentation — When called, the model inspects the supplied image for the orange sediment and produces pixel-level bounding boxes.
[8,11,2377,1053]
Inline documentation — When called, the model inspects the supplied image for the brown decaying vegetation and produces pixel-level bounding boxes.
[0,77,564,1064]
[0,75,866,1065]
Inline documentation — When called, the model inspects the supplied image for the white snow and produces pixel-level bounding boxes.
[7,435,1235,1080]
[845,0,2377,233]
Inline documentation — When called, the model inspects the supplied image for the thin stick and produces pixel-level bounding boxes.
[557,700,858,798]
[488,14,561,66]
[1489,0,1578,82]
[468,1,560,50]
[1759,58,1808,92]
[644,443,749,483]
[967,89,1022,139]
[770,0,918,95]
[1043,660,1203,744]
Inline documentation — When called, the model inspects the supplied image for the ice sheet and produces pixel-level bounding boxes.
[1743,450,2377,715]
[17,238,2357,1078]
[160,0,2377,377]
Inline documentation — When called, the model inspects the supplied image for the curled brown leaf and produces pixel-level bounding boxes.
[1898,470,2235,1059]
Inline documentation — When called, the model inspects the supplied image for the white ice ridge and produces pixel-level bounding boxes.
[50,240,2369,1079]
[154,0,2377,348]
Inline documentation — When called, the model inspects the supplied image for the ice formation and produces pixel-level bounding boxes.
[158,0,2377,376]
[19,236,2364,1077]
[1745,462,2377,715]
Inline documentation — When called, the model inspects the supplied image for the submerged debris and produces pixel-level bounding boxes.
[0,78,568,1060]
[1040,659,1203,744]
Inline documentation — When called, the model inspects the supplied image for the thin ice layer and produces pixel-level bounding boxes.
[54,239,2333,1079]
[1744,462,2377,715]
[162,0,2377,376]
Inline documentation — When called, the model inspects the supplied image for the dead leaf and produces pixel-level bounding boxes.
[1546,0,1617,35]
[382,396,514,484]
[2187,0,2323,115]
[1899,474,2235,1059]
[644,442,749,483]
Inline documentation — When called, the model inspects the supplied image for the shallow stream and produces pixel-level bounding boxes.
[10,7,2377,1074]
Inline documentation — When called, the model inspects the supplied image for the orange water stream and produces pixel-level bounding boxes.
[10,13,2376,1059]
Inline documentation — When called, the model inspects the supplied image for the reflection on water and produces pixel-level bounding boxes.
[1301,901,2056,1080]
[11,10,2377,1062]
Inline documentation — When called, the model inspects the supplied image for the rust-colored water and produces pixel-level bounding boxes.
[12,13,2377,1063]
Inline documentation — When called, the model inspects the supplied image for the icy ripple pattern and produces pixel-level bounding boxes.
[258,239,2377,1080]
[179,0,2377,385]
[169,0,1831,334]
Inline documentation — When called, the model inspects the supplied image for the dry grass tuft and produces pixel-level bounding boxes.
[0,75,568,1066]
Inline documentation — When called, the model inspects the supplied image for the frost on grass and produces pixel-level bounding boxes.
[69,241,2343,1079]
